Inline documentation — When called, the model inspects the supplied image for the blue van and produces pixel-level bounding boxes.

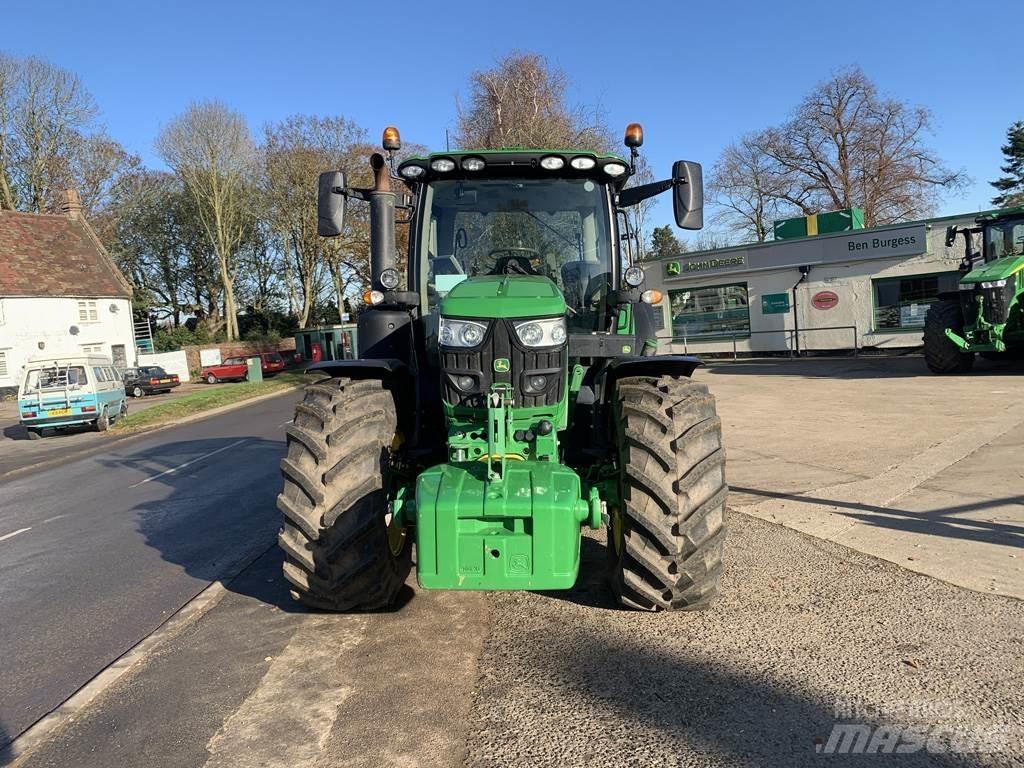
[17,355,128,439]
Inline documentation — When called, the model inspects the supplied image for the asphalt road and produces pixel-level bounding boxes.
[0,389,302,749]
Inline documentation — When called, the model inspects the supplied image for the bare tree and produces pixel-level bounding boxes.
[708,134,787,242]
[0,54,136,215]
[455,52,611,151]
[260,115,369,327]
[157,101,255,340]
[710,67,967,239]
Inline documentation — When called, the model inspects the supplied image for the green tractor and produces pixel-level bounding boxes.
[924,208,1024,373]
[276,124,727,611]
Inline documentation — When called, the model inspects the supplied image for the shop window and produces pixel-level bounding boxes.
[669,283,750,339]
[872,273,960,330]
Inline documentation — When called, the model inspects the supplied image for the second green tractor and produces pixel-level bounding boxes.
[276,124,727,611]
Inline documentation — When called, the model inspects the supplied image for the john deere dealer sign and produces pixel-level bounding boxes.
[665,255,745,276]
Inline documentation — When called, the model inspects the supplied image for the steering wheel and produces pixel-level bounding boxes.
[488,247,542,276]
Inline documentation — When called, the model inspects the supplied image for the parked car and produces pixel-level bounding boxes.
[17,354,128,439]
[201,356,250,384]
[122,366,181,397]
[258,351,286,376]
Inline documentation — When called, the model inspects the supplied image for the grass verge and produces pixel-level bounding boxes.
[111,370,315,433]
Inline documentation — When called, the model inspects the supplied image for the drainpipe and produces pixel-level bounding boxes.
[792,266,811,357]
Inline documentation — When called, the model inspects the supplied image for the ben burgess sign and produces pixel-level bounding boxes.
[662,223,928,280]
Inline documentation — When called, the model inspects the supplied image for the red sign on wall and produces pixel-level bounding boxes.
[811,290,840,310]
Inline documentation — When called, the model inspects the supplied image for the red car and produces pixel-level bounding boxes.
[202,356,250,384]
[201,353,287,384]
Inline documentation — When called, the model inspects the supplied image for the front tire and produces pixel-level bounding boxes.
[206,373,218,384]
[609,376,727,611]
[277,377,411,611]
[924,299,974,374]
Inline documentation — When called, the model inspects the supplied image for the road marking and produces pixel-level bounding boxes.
[279,419,293,427]
[202,616,368,768]
[128,439,248,488]
[42,514,69,524]
[0,526,31,542]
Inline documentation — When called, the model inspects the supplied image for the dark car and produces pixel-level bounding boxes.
[122,366,181,398]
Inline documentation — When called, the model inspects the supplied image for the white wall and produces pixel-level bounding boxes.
[0,296,135,390]
[137,350,190,382]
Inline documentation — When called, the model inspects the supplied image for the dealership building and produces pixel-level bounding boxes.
[648,209,985,355]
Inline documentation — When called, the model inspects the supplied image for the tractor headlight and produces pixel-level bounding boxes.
[570,156,596,170]
[430,158,456,173]
[461,156,486,171]
[514,317,567,347]
[439,317,488,348]
[540,155,565,170]
[379,268,401,290]
[623,265,645,287]
[399,164,424,179]
[603,162,628,177]
[980,280,1007,289]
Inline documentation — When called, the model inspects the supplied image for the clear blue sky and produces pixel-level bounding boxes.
[4,0,1021,238]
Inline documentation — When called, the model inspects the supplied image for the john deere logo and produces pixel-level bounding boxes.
[666,261,681,276]
[493,358,510,373]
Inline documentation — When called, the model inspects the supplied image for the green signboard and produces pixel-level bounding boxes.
[761,292,790,314]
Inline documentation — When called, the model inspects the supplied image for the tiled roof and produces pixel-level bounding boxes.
[0,210,132,298]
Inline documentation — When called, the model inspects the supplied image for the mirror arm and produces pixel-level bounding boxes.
[617,178,674,208]
[341,186,373,202]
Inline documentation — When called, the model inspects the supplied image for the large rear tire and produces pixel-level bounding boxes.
[924,299,974,374]
[608,376,727,611]
[277,377,411,611]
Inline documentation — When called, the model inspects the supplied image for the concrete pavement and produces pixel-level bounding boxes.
[705,357,1024,598]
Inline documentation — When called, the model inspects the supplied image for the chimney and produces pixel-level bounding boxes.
[61,189,83,219]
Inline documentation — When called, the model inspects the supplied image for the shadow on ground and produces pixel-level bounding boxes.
[94,437,313,613]
[733,485,1024,549]
[701,356,1023,379]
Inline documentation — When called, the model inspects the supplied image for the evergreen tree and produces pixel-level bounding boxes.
[648,225,686,260]
[991,121,1024,208]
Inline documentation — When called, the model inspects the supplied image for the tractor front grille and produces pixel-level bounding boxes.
[440,319,567,409]
[960,280,1015,326]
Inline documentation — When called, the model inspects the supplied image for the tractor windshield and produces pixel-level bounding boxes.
[420,178,613,327]
[984,218,1024,261]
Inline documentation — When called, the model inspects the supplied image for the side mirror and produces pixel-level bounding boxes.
[945,225,957,248]
[672,160,703,230]
[317,170,346,237]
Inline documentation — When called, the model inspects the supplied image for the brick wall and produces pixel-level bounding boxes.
[182,338,296,375]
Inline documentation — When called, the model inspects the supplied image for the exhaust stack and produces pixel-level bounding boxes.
[368,152,396,292]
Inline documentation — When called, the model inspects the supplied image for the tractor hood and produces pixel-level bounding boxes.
[440,275,567,319]
[961,254,1024,284]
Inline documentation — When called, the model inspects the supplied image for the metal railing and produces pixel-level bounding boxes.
[671,325,859,360]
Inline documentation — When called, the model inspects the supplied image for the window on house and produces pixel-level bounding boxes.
[81,343,103,354]
[669,283,750,339]
[78,300,98,323]
[872,273,961,330]
[0,351,8,378]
